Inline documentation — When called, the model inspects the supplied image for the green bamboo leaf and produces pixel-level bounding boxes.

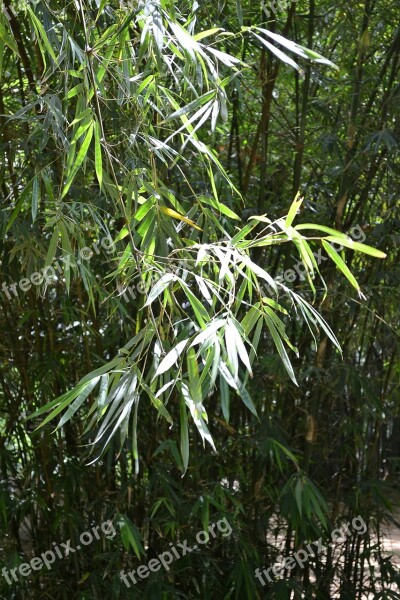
[322,240,360,291]
[169,21,202,60]
[307,480,328,529]
[272,440,299,467]
[231,220,260,245]
[199,346,216,394]
[134,200,154,222]
[143,273,176,307]
[0,20,19,54]
[291,291,341,351]
[164,91,216,122]
[295,477,303,517]
[187,347,201,403]
[293,237,317,273]
[27,7,58,65]
[180,396,189,475]
[325,236,387,258]
[263,307,297,353]
[206,46,241,67]
[252,31,300,71]
[62,122,94,198]
[96,374,109,414]
[285,192,303,228]
[164,100,214,144]
[66,83,84,99]
[32,175,40,222]
[0,38,3,83]
[227,317,252,376]
[99,397,135,450]
[117,515,145,559]
[155,380,176,399]
[57,377,100,429]
[294,223,350,238]
[225,322,239,380]
[257,28,338,69]
[31,381,90,429]
[70,108,93,127]
[94,119,103,189]
[6,181,32,232]
[154,339,188,377]
[92,374,135,443]
[241,306,262,336]
[132,398,139,474]
[142,384,173,424]
[182,384,215,451]
[195,275,213,305]
[240,254,278,294]
[80,356,122,385]
[193,28,223,41]
[237,382,258,417]
[218,361,238,390]
[179,280,210,328]
[199,195,240,220]
[220,375,230,422]
[44,226,60,268]
[264,314,298,386]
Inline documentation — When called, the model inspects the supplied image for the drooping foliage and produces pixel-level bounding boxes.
[0,0,399,598]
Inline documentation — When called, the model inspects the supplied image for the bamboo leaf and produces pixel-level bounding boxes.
[0,20,19,54]
[32,175,40,222]
[163,91,216,122]
[285,192,303,228]
[143,273,176,307]
[44,226,60,268]
[187,348,202,404]
[294,223,350,238]
[325,236,387,258]
[180,281,210,328]
[295,477,303,517]
[220,375,230,422]
[94,120,103,189]
[154,339,188,377]
[182,384,215,451]
[57,377,100,429]
[199,195,240,220]
[224,322,239,380]
[32,381,90,429]
[180,396,189,475]
[142,384,173,424]
[27,7,58,65]
[159,205,202,230]
[256,28,338,69]
[6,181,32,232]
[193,28,223,41]
[117,515,145,559]
[227,317,253,376]
[237,381,258,417]
[322,240,360,291]
[62,122,94,198]
[252,32,300,71]
[264,314,298,385]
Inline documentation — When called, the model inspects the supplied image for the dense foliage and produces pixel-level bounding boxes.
[0,0,399,598]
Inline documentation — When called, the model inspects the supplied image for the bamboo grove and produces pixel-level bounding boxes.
[0,0,399,598]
